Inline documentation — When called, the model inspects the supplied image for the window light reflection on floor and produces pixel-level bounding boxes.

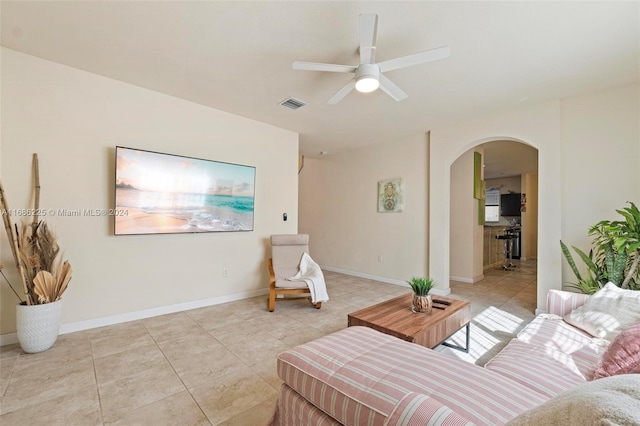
[475,306,525,333]
[436,306,526,365]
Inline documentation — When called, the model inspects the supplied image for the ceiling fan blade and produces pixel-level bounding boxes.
[378,46,450,73]
[293,62,357,73]
[359,14,378,64]
[379,74,408,102]
[328,78,356,104]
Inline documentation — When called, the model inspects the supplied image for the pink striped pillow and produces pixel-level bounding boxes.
[594,323,640,379]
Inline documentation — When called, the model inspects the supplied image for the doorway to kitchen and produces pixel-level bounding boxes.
[449,140,538,296]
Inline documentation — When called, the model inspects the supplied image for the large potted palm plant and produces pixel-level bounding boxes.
[561,201,640,294]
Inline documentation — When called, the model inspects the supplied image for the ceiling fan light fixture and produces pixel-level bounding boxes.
[355,63,380,93]
[355,76,379,93]
[292,14,449,103]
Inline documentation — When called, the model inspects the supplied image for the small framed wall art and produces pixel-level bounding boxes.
[378,178,403,213]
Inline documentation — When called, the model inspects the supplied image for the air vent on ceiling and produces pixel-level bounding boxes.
[280,97,307,110]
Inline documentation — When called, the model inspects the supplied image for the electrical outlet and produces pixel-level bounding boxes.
[377,255,383,262]
[223,268,229,277]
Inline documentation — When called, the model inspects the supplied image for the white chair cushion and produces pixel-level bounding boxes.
[271,234,309,280]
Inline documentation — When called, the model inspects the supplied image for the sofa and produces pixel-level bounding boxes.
[269,286,640,425]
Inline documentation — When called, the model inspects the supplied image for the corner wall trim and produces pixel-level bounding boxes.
[0,288,269,347]
[321,265,451,296]
[450,274,484,284]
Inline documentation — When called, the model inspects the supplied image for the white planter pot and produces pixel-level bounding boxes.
[16,299,62,353]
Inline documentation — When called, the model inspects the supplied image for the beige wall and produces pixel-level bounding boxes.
[449,149,484,283]
[560,86,640,278]
[298,133,430,288]
[0,48,299,336]
[430,84,639,311]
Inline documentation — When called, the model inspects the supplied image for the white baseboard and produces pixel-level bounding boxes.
[426,287,451,296]
[0,333,18,346]
[0,288,269,347]
[321,265,451,296]
[321,265,408,286]
[450,274,484,284]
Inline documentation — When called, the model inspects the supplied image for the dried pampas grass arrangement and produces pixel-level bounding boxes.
[16,222,72,304]
[0,153,72,305]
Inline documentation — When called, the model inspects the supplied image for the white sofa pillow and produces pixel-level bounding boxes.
[564,282,640,340]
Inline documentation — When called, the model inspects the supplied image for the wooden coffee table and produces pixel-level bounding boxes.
[347,293,471,352]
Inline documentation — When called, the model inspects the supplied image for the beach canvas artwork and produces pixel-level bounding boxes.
[114,147,255,235]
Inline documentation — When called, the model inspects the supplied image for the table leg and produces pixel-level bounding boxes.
[440,322,470,353]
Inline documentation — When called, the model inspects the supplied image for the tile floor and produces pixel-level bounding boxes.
[0,260,537,425]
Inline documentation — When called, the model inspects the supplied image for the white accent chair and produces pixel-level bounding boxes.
[268,234,322,312]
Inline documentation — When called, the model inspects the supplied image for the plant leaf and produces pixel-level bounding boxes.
[54,261,72,300]
[560,241,582,281]
[33,270,56,303]
[573,246,599,274]
[610,250,627,285]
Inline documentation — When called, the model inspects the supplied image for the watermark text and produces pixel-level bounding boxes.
[2,208,128,217]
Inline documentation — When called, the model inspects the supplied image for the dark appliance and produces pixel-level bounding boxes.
[501,193,521,217]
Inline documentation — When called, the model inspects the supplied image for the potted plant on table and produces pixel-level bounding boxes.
[408,277,435,313]
[0,154,72,353]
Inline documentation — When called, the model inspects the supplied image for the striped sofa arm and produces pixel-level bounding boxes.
[546,289,590,317]
[384,392,475,426]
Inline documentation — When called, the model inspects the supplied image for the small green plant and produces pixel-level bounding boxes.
[407,277,435,296]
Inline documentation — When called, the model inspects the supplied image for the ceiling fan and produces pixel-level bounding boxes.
[293,14,450,104]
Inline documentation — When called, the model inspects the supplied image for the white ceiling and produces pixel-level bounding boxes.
[1,1,638,162]
[482,141,538,179]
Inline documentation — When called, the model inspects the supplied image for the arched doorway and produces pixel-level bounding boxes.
[449,140,538,283]
[428,110,564,315]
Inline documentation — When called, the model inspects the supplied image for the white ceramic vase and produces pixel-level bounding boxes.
[16,299,62,353]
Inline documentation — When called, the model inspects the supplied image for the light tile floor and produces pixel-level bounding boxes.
[0,260,537,425]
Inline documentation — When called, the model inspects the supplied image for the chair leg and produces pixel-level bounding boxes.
[307,297,321,309]
[268,290,276,312]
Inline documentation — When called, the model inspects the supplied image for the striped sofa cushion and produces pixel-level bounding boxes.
[277,326,549,426]
[484,339,589,398]
[546,290,589,317]
[384,392,475,426]
[516,315,604,379]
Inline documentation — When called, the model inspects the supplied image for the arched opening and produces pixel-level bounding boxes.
[428,107,565,320]
[449,140,538,287]
[438,138,539,363]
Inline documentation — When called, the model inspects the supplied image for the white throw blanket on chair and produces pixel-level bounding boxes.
[287,252,329,304]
